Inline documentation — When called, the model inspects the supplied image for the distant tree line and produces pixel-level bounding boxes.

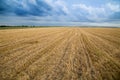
[0,25,36,27]
[0,25,9,27]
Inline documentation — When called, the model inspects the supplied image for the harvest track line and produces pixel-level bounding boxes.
[0,29,69,65]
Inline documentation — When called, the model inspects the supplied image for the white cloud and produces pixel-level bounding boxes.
[72,4,107,21]
[44,0,69,14]
[54,0,69,14]
[107,3,120,12]
[29,0,37,5]
[72,3,120,21]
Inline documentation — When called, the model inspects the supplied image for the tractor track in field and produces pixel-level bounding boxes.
[0,30,70,80]
[0,29,69,65]
[0,29,67,56]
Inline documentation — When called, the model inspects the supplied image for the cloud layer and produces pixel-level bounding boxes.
[0,0,120,26]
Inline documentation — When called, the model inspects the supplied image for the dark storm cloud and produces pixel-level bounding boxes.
[14,0,52,16]
[0,0,66,16]
[0,0,9,14]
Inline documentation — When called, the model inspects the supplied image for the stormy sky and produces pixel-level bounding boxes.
[0,0,120,26]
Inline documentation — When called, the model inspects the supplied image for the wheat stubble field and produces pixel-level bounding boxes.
[0,27,120,80]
